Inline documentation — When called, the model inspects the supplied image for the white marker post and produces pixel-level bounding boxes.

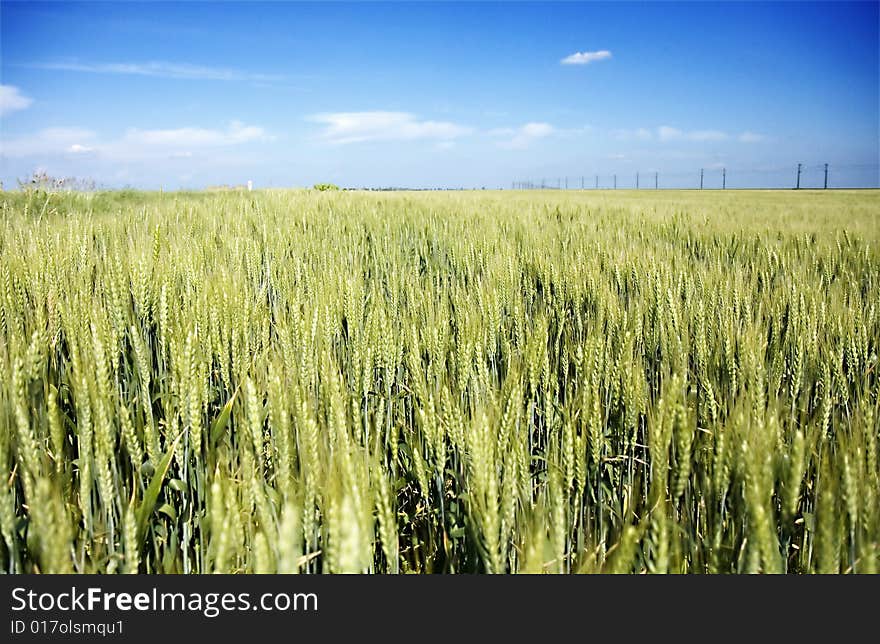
[247,180,253,192]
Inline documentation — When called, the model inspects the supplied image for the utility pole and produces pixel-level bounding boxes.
[722,168,726,190]
[796,163,802,189]
[700,168,704,190]
[595,175,599,189]
[565,177,568,190]
[613,174,617,189]
[636,172,640,189]
[581,176,584,190]
[824,163,829,189]
[655,172,658,189]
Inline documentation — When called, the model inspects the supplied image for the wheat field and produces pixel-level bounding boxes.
[0,188,877,573]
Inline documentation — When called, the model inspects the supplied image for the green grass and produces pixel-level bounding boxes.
[0,188,878,573]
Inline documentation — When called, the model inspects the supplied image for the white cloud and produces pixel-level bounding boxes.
[561,50,612,65]
[1,128,96,157]
[612,128,653,141]
[686,129,728,142]
[1,122,269,161]
[490,122,556,149]
[657,126,683,142]
[26,61,284,83]
[122,121,269,147]
[615,126,729,143]
[657,126,727,142]
[521,122,554,137]
[0,85,33,116]
[309,111,472,144]
[738,131,765,143]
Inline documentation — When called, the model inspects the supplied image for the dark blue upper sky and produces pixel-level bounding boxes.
[1,1,877,188]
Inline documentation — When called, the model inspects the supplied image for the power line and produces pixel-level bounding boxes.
[512,162,877,190]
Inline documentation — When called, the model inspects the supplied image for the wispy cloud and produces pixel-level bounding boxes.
[614,126,729,143]
[1,127,96,157]
[656,126,683,142]
[122,121,270,147]
[611,128,653,141]
[686,130,728,142]
[658,126,728,142]
[1,122,270,161]
[0,85,33,116]
[489,122,556,149]
[738,131,766,143]
[561,50,612,65]
[25,61,285,83]
[309,112,472,145]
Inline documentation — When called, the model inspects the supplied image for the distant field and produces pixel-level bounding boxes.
[1,188,877,573]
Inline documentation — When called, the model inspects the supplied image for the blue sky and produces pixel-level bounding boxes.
[1,1,877,189]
